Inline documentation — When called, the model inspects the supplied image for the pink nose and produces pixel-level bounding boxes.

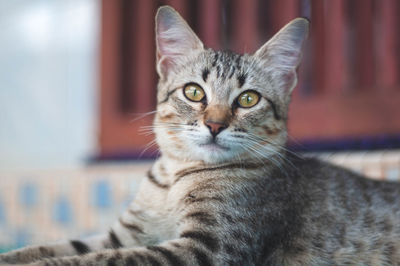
[205,120,227,137]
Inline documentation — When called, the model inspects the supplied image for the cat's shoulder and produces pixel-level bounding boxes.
[288,153,400,191]
[283,153,351,175]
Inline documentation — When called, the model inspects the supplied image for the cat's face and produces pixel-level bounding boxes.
[153,6,308,164]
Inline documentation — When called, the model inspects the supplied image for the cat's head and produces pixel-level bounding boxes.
[153,6,308,164]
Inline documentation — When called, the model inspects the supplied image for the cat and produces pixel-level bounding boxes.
[2,5,400,266]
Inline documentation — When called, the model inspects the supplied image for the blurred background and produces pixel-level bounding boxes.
[1,0,400,251]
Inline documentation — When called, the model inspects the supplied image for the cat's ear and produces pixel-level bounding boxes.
[254,18,309,96]
[155,6,204,79]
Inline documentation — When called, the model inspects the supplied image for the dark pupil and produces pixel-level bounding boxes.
[193,88,197,96]
[242,94,252,104]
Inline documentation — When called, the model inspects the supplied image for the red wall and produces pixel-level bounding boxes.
[99,0,400,157]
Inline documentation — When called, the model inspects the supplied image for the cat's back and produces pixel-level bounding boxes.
[166,156,400,265]
[274,156,400,266]
[296,155,400,216]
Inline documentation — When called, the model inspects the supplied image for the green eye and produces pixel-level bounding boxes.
[237,90,260,108]
[183,83,205,102]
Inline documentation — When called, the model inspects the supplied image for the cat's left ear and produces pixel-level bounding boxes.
[254,18,309,96]
[155,6,204,80]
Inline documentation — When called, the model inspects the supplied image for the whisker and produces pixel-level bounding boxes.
[238,137,293,177]
[247,139,298,173]
[139,139,158,158]
[246,132,301,158]
[241,143,274,168]
[286,133,307,151]
[129,110,158,123]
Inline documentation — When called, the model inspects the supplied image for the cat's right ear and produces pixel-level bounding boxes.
[155,6,204,80]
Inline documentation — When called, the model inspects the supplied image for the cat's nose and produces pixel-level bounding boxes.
[205,120,227,137]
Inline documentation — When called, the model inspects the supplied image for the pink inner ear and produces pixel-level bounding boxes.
[278,70,296,93]
[157,55,178,80]
[156,35,183,78]
[155,7,203,79]
[159,36,177,53]
[156,33,201,79]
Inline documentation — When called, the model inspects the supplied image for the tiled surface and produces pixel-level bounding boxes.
[309,150,400,181]
[0,162,152,250]
[0,151,399,250]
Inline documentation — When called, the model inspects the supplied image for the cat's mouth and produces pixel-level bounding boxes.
[199,141,229,152]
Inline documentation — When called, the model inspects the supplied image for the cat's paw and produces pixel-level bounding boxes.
[0,253,16,265]
[0,253,11,264]
[0,261,17,266]
[0,251,34,265]
[0,255,14,266]
[0,256,31,266]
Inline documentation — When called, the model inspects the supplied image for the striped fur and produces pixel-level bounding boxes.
[2,5,400,266]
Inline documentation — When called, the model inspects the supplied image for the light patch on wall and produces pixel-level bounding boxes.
[17,4,52,51]
[0,0,100,171]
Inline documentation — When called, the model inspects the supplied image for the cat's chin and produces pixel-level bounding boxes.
[193,143,235,164]
[199,143,230,152]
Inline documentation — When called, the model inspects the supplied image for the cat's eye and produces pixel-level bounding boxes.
[183,83,205,102]
[237,90,260,108]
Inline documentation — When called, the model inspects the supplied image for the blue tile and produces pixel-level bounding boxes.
[19,183,38,208]
[92,180,112,209]
[0,200,5,224]
[15,229,30,248]
[53,196,73,225]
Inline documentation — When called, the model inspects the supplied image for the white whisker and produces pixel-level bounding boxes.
[139,139,158,158]
[129,110,158,123]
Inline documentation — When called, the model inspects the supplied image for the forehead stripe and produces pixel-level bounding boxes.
[202,68,210,82]
[216,65,221,78]
[237,73,247,88]
[235,55,242,68]
[212,52,219,67]
[228,66,236,79]
[158,87,179,104]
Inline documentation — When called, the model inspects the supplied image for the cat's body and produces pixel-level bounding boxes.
[2,5,400,266]
[140,155,400,265]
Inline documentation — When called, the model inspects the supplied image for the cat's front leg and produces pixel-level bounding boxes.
[25,237,217,266]
[0,206,155,265]
[0,204,161,265]
[21,208,235,266]
[0,234,116,265]
[1,167,171,265]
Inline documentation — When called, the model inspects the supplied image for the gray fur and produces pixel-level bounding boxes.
[1,5,399,266]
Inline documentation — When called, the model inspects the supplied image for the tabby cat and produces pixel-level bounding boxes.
[2,5,400,266]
